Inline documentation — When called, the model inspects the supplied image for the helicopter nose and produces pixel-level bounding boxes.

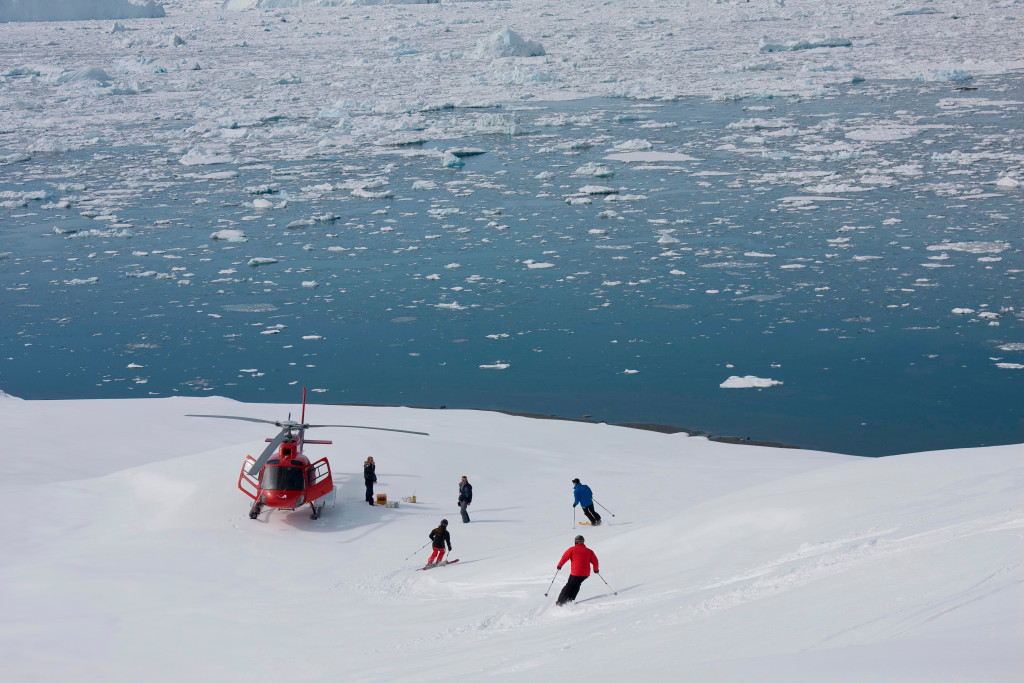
[265,491,300,508]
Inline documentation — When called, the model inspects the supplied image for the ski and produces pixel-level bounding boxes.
[578,521,602,526]
[418,559,459,570]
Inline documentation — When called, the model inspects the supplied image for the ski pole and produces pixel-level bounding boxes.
[544,567,561,596]
[593,498,616,517]
[404,540,431,561]
[595,571,618,595]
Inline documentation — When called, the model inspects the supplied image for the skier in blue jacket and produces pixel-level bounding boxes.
[572,478,601,525]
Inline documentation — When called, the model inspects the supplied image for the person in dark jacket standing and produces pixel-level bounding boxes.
[555,535,599,606]
[572,478,601,525]
[363,456,377,505]
[458,475,472,523]
[427,519,452,567]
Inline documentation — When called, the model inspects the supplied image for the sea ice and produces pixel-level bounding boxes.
[474,28,545,60]
[210,229,247,242]
[720,375,783,389]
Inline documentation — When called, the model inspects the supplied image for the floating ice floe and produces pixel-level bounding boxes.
[352,187,393,199]
[759,35,852,53]
[609,138,654,152]
[247,257,278,267]
[995,363,1024,370]
[479,362,510,370]
[179,146,233,166]
[952,308,976,315]
[435,301,466,310]
[574,162,613,178]
[914,70,972,83]
[63,277,99,286]
[441,151,464,168]
[301,335,323,341]
[927,241,1010,254]
[578,185,618,195]
[474,113,522,136]
[55,67,113,86]
[604,150,699,163]
[1,1,165,22]
[449,147,486,158]
[523,260,554,269]
[474,28,545,60]
[210,229,247,242]
[720,375,783,389]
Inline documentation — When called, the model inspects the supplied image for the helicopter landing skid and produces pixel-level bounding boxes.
[310,485,337,519]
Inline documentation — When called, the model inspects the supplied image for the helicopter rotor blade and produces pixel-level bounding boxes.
[246,428,290,476]
[305,424,429,436]
[186,414,284,427]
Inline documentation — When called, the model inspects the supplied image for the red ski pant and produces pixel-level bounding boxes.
[428,547,446,564]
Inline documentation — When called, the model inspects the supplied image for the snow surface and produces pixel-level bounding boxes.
[1,394,1021,681]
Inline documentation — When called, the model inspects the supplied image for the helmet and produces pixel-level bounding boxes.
[440,519,448,525]
[574,535,584,544]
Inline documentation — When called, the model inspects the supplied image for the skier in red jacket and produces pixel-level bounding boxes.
[555,535,599,606]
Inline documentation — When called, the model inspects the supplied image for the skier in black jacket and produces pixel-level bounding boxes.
[427,519,452,567]
[458,475,473,523]
[363,456,377,505]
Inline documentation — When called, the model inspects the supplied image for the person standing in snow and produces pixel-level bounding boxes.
[458,475,472,523]
[572,477,601,525]
[427,519,452,567]
[555,534,599,606]
[364,456,377,505]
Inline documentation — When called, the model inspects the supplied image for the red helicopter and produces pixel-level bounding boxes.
[188,388,428,520]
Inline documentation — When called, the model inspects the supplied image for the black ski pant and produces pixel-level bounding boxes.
[557,574,588,604]
[582,504,601,524]
[365,480,374,504]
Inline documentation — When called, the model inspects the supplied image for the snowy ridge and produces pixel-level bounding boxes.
[1,396,1021,681]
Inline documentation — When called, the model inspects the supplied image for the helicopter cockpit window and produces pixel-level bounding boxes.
[290,460,303,467]
[261,466,305,491]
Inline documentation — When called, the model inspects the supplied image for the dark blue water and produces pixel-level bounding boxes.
[1,75,1022,455]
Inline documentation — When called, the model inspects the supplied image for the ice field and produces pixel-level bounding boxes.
[3,0,1023,454]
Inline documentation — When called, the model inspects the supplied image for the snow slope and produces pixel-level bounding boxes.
[1,394,1020,681]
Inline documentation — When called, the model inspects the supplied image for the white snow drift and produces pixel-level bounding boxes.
[0,394,1021,682]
